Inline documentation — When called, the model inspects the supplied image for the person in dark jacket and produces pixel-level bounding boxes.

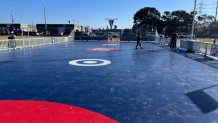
[170,33,178,51]
[136,33,143,49]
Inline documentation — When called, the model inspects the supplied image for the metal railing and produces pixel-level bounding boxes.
[0,37,74,51]
[154,37,218,59]
[74,36,107,41]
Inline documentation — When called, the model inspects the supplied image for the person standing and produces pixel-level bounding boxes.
[136,33,143,49]
[213,38,216,44]
[171,33,178,51]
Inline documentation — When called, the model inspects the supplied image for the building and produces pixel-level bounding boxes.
[36,24,74,36]
[74,24,81,32]
[0,23,31,35]
[85,26,92,33]
[80,26,85,32]
[36,24,92,36]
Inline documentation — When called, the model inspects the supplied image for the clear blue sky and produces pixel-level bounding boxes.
[0,0,216,29]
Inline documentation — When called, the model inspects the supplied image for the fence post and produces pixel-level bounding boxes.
[6,41,8,50]
[22,39,24,47]
[204,43,208,57]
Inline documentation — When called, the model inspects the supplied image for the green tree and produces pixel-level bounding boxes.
[133,7,194,36]
[162,10,193,36]
[208,22,218,35]
[197,14,215,25]
[133,7,161,28]
[196,14,215,37]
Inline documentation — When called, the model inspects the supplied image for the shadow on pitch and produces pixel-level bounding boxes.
[186,85,218,114]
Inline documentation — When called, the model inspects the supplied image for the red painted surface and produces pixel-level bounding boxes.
[0,100,119,123]
[87,48,120,51]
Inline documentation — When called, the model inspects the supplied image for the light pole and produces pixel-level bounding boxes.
[191,0,197,40]
[44,0,47,36]
[215,0,218,22]
[10,11,14,34]
[77,20,80,31]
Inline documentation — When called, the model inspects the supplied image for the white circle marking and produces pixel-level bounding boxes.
[69,59,111,67]
[83,61,97,64]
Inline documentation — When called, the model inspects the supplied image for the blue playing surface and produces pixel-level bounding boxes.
[0,41,218,123]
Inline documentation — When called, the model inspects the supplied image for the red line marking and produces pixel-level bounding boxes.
[87,48,120,52]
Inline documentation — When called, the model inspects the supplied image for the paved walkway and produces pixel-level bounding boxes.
[157,43,218,69]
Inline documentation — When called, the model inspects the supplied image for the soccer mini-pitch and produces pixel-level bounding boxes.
[0,41,217,123]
